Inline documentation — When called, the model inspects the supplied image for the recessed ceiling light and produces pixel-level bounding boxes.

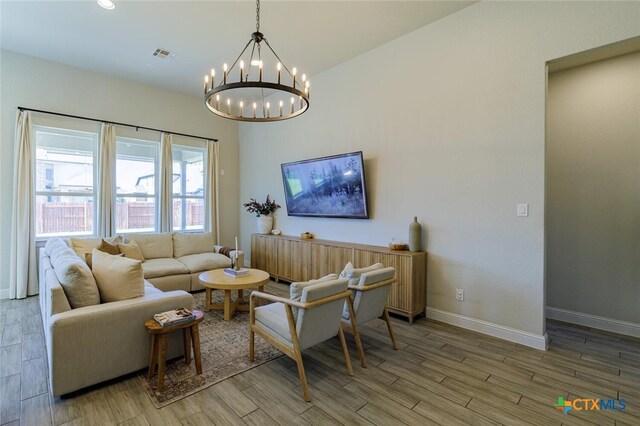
[97,0,115,10]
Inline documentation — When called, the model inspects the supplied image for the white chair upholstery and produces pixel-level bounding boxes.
[249,278,355,402]
[342,266,398,368]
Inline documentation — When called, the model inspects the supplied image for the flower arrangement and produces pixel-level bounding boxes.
[243,195,281,217]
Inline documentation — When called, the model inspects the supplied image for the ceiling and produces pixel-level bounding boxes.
[1,1,474,98]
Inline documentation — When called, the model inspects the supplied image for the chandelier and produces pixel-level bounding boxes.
[203,0,309,122]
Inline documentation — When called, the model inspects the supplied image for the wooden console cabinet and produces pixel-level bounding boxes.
[251,234,427,323]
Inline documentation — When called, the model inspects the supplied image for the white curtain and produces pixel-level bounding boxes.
[98,123,116,237]
[9,110,38,299]
[159,132,173,233]
[204,141,220,243]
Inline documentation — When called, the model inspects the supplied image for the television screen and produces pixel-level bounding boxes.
[281,151,369,219]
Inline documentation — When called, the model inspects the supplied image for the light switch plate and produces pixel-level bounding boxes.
[517,203,529,217]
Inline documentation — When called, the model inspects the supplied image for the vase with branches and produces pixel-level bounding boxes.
[243,195,281,234]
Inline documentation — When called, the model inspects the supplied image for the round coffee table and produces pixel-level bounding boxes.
[199,269,270,320]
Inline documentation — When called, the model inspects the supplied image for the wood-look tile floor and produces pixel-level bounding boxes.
[1,284,639,425]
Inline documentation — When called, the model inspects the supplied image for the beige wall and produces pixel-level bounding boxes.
[0,50,240,296]
[239,1,640,339]
[546,51,640,323]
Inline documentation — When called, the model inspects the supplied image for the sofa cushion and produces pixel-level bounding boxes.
[92,249,145,303]
[144,280,162,296]
[45,237,68,258]
[69,235,122,259]
[118,242,145,262]
[175,253,231,273]
[141,258,190,279]
[173,232,214,258]
[129,233,173,259]
[49,245,100,309]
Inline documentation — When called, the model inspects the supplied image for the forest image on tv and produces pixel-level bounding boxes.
[281,152,368,218]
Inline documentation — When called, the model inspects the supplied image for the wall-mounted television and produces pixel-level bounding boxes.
[281,151,369,219]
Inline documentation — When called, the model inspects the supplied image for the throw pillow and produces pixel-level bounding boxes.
[85,252,124,269]
[91,249,144,302]
[69,235,122,259]
[340,262,384,285]
[118,241,145,262]
[289,274,338,317]
[98,239,120,255]
[50,247,101,309]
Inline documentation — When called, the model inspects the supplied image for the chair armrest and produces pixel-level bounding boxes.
[250,290,353,309]
[250,291,305,308]
[348,278,396,292]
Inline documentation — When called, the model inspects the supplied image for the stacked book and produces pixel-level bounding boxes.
[153,308,195,327]
[224,267,250,277]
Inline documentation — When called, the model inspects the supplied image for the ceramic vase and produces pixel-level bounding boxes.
[409,216,422,252]
[257,215,273,234]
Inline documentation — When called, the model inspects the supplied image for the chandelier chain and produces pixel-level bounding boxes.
[256,0,260,32]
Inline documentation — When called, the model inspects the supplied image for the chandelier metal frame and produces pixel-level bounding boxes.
[203,0,309,122]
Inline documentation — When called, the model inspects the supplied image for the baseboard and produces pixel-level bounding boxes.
[546,306,640,339]
[0,289,9,300]
[426,307,548,351]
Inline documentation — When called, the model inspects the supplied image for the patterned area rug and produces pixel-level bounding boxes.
[139,287,284,408]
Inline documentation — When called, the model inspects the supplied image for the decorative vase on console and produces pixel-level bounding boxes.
[257,215,273,234]
[409,216,422,252]
[243,195,281,235]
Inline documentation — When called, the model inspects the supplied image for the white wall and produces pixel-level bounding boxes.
[239,1,640,342]
[0,50,240,297]
[546,51,640,324]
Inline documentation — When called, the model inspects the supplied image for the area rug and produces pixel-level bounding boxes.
[139,288,283,408]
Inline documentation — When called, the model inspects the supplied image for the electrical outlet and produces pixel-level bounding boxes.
[456,289,464,301]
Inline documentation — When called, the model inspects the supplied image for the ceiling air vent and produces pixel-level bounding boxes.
[152,48,176,61]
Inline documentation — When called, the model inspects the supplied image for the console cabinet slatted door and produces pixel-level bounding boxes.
[251,234,427,323]
[250,234,278,274]
[276,238,311,282]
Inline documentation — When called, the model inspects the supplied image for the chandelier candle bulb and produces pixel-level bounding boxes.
[204,76,208,93]
[279,100,283,117]
[216,95,220,110]
[240,101,244,116]
[299,96,303,109]
[290,97,294,113]
[240,60,244,81]
[277,62,281,84]
[227,98,231,114]
[223,63,228,84]
[292,67,297,88]
[253,102,257,118]
[211,69,215,89]
[259,61,263,82]
[266,102,270,118]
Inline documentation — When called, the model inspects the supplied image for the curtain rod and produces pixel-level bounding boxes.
[17,107,219,142]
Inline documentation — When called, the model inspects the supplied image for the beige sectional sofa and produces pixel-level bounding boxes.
[40,232,231,396]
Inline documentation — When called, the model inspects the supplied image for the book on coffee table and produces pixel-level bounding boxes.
[224,268,250,277]
[153,307,196,327]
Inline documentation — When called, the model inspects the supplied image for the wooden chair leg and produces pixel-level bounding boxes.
[338,326,354,377]
[346,298,367,368]
[382,307,398,350]
[285,304,311,402]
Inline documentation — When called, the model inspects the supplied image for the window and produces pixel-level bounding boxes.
[116,138,159,233]
[172,145,205,231]
[35,126,98,238]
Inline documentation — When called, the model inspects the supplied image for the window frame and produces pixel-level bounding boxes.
[172,145,206,232]
[33,125,99,240]
[115,137,160,234]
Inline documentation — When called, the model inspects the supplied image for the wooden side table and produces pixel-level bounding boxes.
[144,310,204,392]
